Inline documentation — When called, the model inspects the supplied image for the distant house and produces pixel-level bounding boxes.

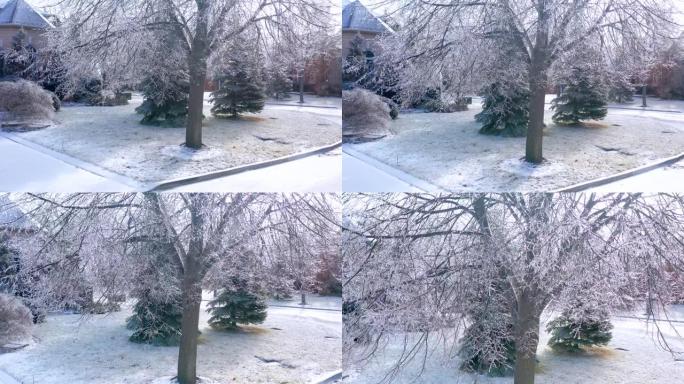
[342,0,393,60]
[0,0,54,50]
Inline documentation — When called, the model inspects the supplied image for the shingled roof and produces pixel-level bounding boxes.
[0,0,54,29]
[342,1,393,34]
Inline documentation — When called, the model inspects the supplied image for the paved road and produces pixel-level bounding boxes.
[167,149,342,192]
[0,135,135,192]
[588,159,684,192]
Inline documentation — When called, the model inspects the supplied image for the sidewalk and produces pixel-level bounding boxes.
[343,146,444,192]
[0,135,135,192]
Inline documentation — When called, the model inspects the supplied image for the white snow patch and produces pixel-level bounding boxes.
[150,376,219,384]
[498,157,565,178]
[160,145,224,161]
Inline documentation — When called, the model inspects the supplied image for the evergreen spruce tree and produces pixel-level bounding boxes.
[127,289,184,345]
[126,240,184,345]
[343,36,368,84]
[1,31,36,78]
[459,272,517,376]
[476,80,530,137]
[0,237,19,294]
[547,303,613,352]
[210,37,265,118]
[552,66,608,125]
[136,73,189,127]
[476,41,531,137]
[206,275,267,330]
[265,61,292,100]
[135,28,189,127]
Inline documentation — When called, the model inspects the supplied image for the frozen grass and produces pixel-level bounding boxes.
[0,297,342,384]
[345,311,684,384]
[14,94,340,183]
[349,98,684,191]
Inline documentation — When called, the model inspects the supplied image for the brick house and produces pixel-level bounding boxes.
[0,0,54,50]
[342,0,393,61]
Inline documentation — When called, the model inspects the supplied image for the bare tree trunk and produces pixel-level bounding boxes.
[185,1,210,149]
[177,267,202,384]
[642,85,647,108]
[513,291,541,384]
[298,70,305,104]
[177,195,207,384]
[525,5,550,165]
[300,291,307,305]
[526,82,546,164]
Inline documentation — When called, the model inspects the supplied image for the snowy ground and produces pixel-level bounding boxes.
[267,93,342,109]
[344,309,684,384]
[0,295,342,384]
[347,96,684,192]
[7,93,340,183]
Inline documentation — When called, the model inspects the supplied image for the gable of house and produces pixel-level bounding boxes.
[0,0,53,49]
[342,1,393,35]
[0,0,53,29]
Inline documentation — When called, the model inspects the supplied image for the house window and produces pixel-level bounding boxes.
[364,50,375,67]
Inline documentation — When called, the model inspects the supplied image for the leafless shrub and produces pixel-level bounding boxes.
[0,293,32,345]
[342,88,391,140]
[0,80,55,122]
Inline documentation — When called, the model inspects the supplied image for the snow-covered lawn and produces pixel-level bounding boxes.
[9,94,341,183]
[0,296,342,384]
[344,312,684,384]
[349,97,684,192]
[267,93,342,109]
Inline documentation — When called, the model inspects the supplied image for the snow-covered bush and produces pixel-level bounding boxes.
[0,79,55,121]
[0,293,33,345]
[342,88,391,139]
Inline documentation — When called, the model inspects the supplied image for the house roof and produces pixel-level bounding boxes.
[342,1,393,34]
[0,0,54,29]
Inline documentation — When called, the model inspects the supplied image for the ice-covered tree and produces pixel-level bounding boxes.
[135,26,190,126]
[276,3,339,103]
[206,284,267,330]
[343,193,684,384]
[476,81,530,137]
[210,34,265,118]
[264,53,293,100]
[552,66,608,125]
[376,0,678,163]
[15,192,339,384]
[126,232,184,345]
[45,0,333,149]
[547,307,613,352]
